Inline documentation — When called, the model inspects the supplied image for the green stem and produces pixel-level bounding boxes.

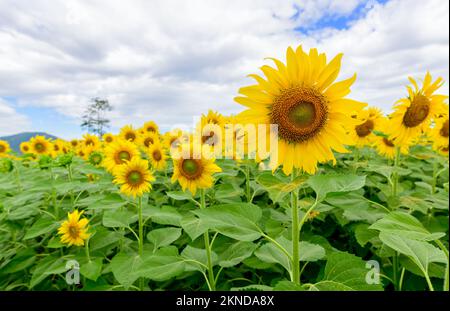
[67,164,75,206]
[431,161,438,194]
[399,268,405,291]
[200,189,215,291]
[393,254,399,290]
[290,169,300,285]
[14,163,22,192]
[245,164,252,203]
[392,146,400,197]
[434,239,449,290]
[424,272,435,291]
[137,196,144,291]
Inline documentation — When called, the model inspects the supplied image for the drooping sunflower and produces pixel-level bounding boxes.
[235,45,366,174]
[30,135,52,156]
[429,110,449,152]
[58,210,91,246]
[0,140,11,156]
[374,119,409,159]
[171,142,222,195]
[388,72,448,147]
[82,134,100,149]
[20,142,31,154]
[141,121,159,134]
[102,133,115,144]
[113,157,155,197]
[103,139,140,172]
[120,125,139,143]
[138,131,159,149]
[147,139,167,171]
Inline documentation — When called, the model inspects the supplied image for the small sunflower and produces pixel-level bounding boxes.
[163,129,185,154]
[30,136,52,155]
[82,134,100,149]
[52,139,67,157]
[171,142,222,195]
[349,107,383,147]
[429,110,449,149]
[88,151,104,166]
[102,133,115,144]
[201,110,225,127]
[113,157,155,197]
[0,140,11,156]
[147,140,167,171]
[103,139,140,172]
[235,45,366,174]
[141,121,159,134]
[434,144,449,157]
[388,72,448,147]
[58,210,91,246]
[70,139,79,149]
[20,142,31,154]
[138,131,159,149]
[120,125,138,142]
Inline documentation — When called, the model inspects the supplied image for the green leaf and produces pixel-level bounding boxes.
[166,191,193,201]
[273,280,304,291]
[109,252,142,288]
[218,241,257,268]
[1,249,36,274]
[147,227,182,250]
[370,211,445,241]
[30,255,67,288]
[89,229,123,251]
[143,205,183,226]
[321,252,383,291]
[255,172,307,204]
[378,233,447,277]
[181,214,209,241]
[24,216,59,240]
[307,281,354,291]
[102,209,137,228]
[182,245,218,272]
[193,203,262,241]
[308,174,366,201]
[354,224,378,247]
[80,258,103,281]
[135,250,185,282]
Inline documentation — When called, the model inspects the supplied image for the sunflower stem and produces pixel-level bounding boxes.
[245,164,252,203]
[137,196,145,291]
[431,160,438,194]
[200,189,215,291]
[290,169,300,285]
[391,146,401,290]
[85,237,91,262]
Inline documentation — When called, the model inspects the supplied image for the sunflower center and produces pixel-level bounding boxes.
[23,146,29,151]
[152,150,162,161]
[0,145,5,153]
[147,126,156,132]
[118,151,131,162]
[403,94,430,128]
[86,139,94,146]
[202,131,219,146]
[105,136,113,143]
[442,146,449,152]
[271,87,327,143]
[71,141,78,147]
[355,120,374,137]
[68,225,79,238]
[35,143,45,152]
[54,145,60,151]
[180,159,203,179]
[125,132,136,141]
[127,171,143,185]
[440,120,449,138]
[144,137,154,147]
[383,137,395,147]
[91,154,102,165]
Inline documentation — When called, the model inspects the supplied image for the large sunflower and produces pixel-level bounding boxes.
[0,140,11,156]
[171,143,222,195]
[103,139,140,172]
[120,125,138,143]
[350,107,383,147]
[113,157,155,197]
[30,135,52,156]
[235,46,365,174]
[147,140,168,171]
[58,210,90,246]
[388,72,448,147]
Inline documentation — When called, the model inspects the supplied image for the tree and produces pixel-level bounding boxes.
[81,97,112,137]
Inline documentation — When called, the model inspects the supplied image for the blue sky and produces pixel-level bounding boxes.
[0,0,448,139]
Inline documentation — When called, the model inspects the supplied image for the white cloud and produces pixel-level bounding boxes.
[0,98,30,136]
[0,0,448,137]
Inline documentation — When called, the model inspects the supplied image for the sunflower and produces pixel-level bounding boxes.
[120,125,139,142]
[388,72,448,147]
[70,139,79,149]
[235,45,366,174]
[52,139,67,157]
[0,140,11,156]
[435,144,449,157]
[429,110,449,149]
[103,139,140,172]
[113,157,155,197]
[349,107,384,147]
[223,115,255,160]
[141,121,159,134]
[58,210,91,246]
[163,129,185,154]
[374,131,408,159]
[102,133,115,144]
[147,140,167,171]
[88,151,104,166]
[171,142,222,195]
[20,142,31,154]
[201,110,225,127]
[138,131,159,149]
[30,135,52,156]
[82,134,100,149]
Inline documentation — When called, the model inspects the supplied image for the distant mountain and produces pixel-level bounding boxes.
[0,132,58,153]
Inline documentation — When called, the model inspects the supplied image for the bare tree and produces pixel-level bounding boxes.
[81,97,112,137]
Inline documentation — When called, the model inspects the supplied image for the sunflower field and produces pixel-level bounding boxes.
[0,46,448,292]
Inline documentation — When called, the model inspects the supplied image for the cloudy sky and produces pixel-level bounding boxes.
[0,0,448,139]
